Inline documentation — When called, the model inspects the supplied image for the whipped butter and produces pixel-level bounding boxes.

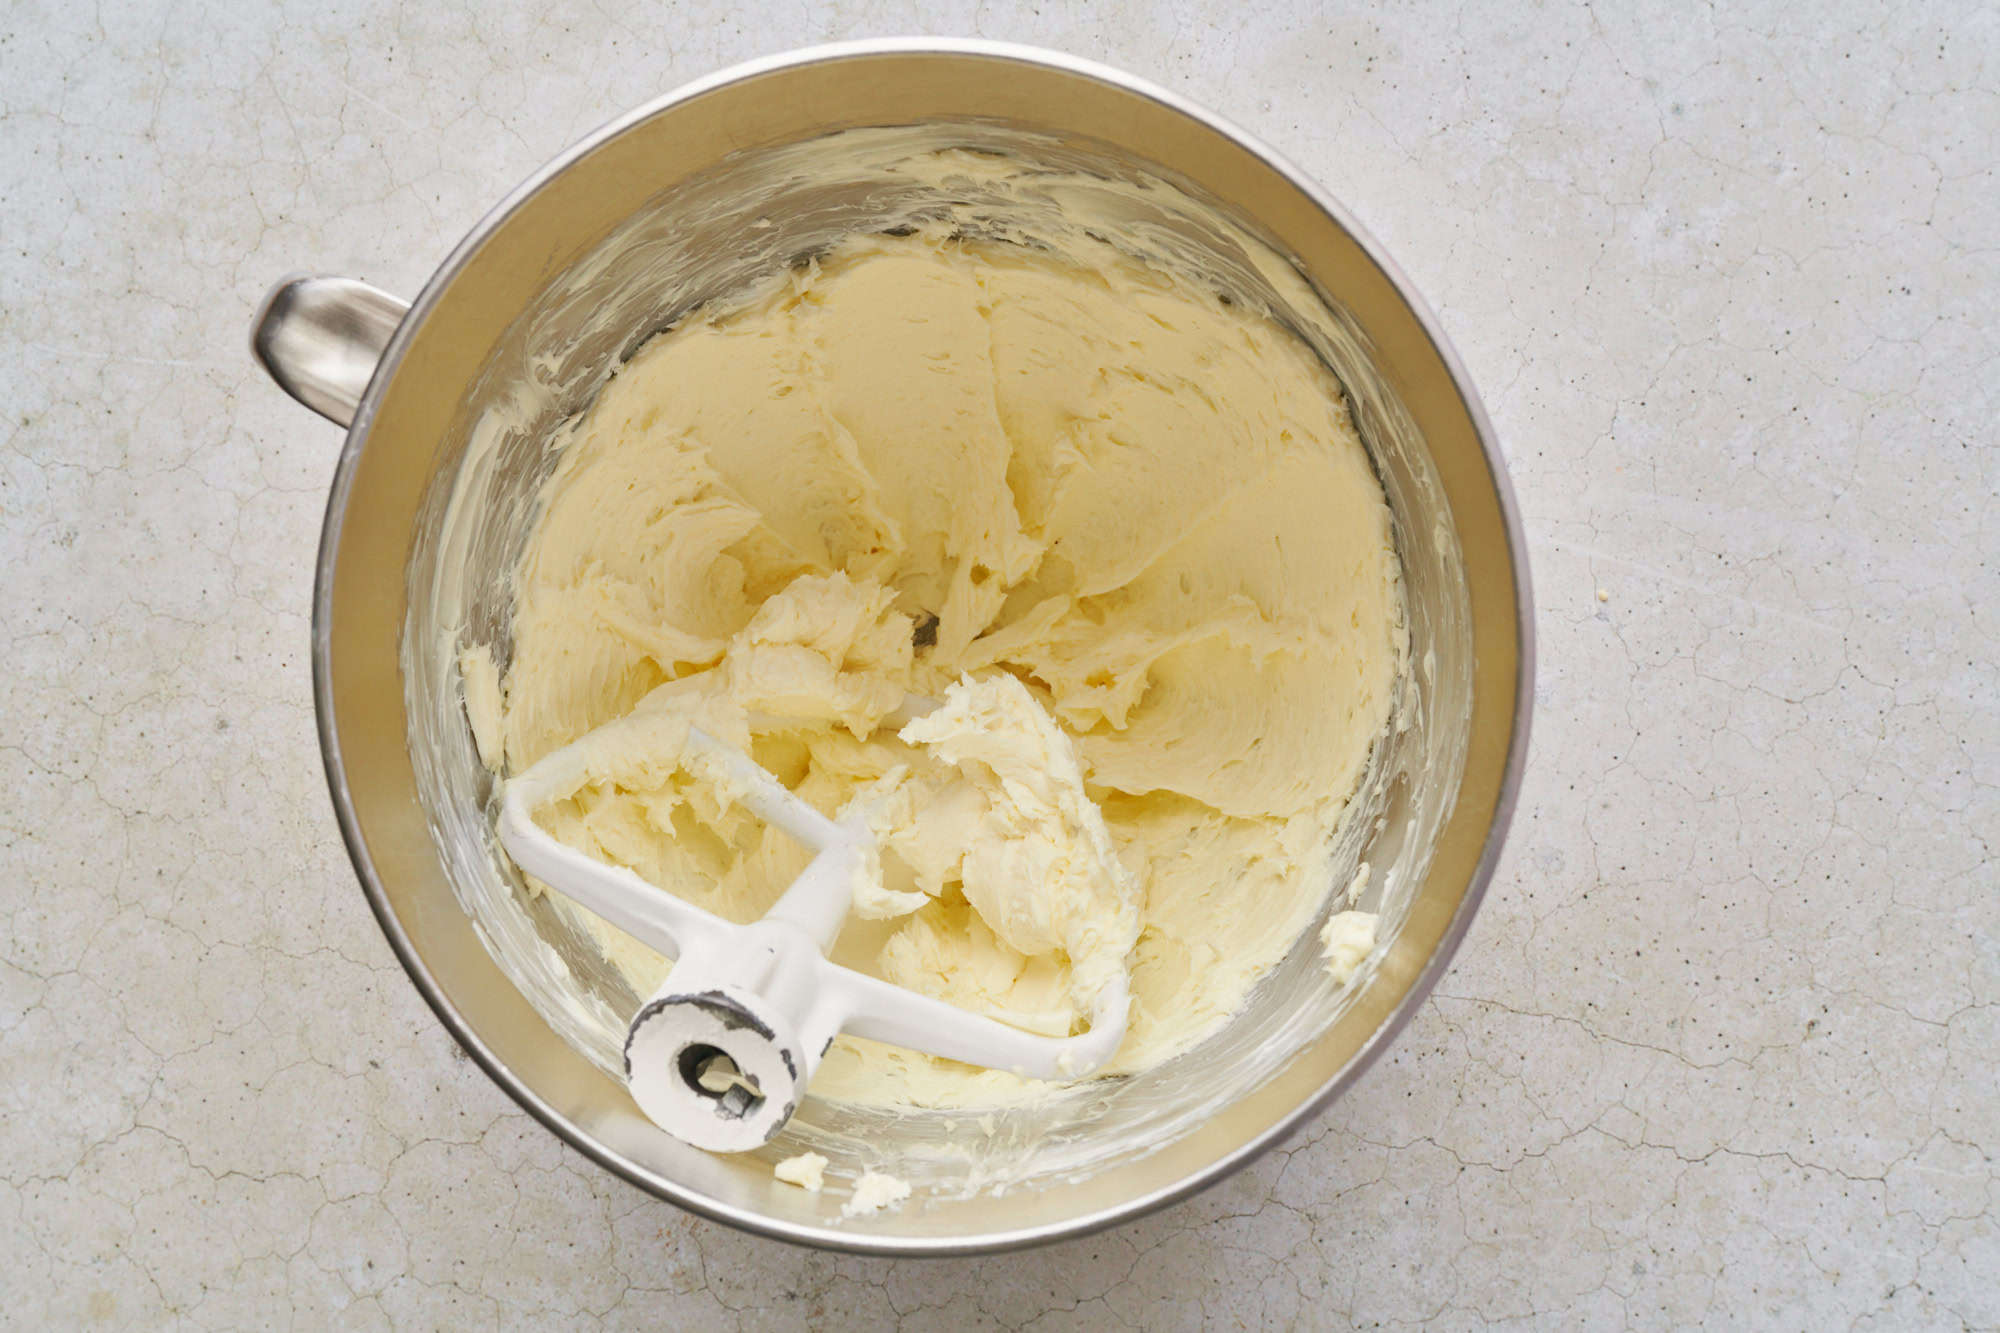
[466,228,1405,1107]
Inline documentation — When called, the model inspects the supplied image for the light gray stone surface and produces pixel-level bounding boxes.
[3,0,1995,1326]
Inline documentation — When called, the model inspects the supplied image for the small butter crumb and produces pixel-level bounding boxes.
[774,1152,827,1192]
[1342,860,1371,908]
[1596,587,1610,603]
[1321,910,1379,986]
[841,1170,911,1219]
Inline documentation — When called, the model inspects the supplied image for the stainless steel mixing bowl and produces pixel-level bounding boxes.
[251,39,1532,1253]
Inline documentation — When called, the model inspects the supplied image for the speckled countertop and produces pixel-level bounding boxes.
[4,1,1995,1326]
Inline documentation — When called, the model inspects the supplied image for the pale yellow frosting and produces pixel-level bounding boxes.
[1321,910,1380,985]
[773,1151,828,1192]
[471,229,1404,1106]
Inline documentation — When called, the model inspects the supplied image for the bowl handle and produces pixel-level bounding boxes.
[248,275,409,427]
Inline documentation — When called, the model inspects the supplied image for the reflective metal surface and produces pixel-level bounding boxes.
[269,40,1533,1254]
[250,276,408,427]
